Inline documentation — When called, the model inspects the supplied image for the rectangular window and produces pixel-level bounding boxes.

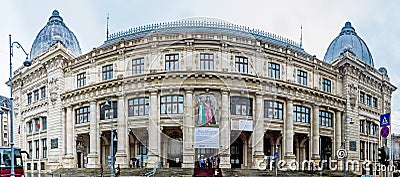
[35,140,39,159]
[235,56,248,73]
[40,86,46,99]
[372,123,377,136]
[165,54,179,71]
[77,72,86,88]
[366,95,371,106]
[100,101,118,120]
[34,163,37,170]
[297,70,307,86]
[264,100,283,119]
[360,141,365,160]
[366,121,371,135]
[128,97,149,116]
[360,91,365,103]
[102,64,113,80]
[319,111,333,127]
[35,118,40,132]
[200,53,214,70]
[372,97,378,108]
[293,105,310,123]
[40,162,45,170]
[27,93,32,104]
[42,117,47,130]
[42,139,47,158]
[34,90,39,102]
[359,120,365,133]
[132,58,145,74]
[28,121,33,133]
[75,106,90,124]
[28,141,32,159]
[322,78,331,93]
[160,95,184,114]
[268,62,280,79]
[230,97,253,116]
[27,163,31,170]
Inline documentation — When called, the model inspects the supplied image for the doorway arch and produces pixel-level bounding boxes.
[167,131,183,167]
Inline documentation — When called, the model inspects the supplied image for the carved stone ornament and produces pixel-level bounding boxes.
[50,91,58,104]
[348,86,357,108]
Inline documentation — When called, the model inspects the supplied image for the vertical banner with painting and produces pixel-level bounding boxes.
[196,94,218,126]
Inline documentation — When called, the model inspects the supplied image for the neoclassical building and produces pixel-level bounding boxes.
[10,10,396,175]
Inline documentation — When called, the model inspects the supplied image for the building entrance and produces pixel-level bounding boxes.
[230,138,243,168]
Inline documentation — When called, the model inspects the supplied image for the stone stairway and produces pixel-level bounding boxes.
[27,168,355,177]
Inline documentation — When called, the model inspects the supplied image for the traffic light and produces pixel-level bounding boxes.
[379,147,386,164]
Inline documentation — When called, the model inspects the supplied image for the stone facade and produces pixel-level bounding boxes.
[10,13,396,176]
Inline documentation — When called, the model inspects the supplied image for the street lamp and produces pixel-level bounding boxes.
[103,97,115,177]
[343,114,354,177]
[9,34,32,177]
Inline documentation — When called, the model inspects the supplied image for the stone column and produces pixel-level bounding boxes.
[148,89,160,168]
[252,93,264,168]
[334,111,342,158]
[63,106,74,168]
[182,88,194,168]
[219,89,231,168]
[87,100,99,168]
[284,99,295,160]
[311,104,320,160]
[116,95,128,167]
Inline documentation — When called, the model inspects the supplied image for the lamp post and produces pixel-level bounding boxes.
[9,34,32,177]
[103,97,115,177]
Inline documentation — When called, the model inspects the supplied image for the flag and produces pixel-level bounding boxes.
[18,125,20,134]
[37,120,40,130]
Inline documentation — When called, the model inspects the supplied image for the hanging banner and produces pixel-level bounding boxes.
[194,127,219,148]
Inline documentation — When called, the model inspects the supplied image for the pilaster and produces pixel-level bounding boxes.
[87,99,99,168]
[63,106,74,168]
[252,92,264,168]
[334,110,342,159]
[284,99,295,160]
[116,95,128,167]
[147,89,160,168]
[182,87,194,168]
[219,89,231,168]
[311,104,320,160]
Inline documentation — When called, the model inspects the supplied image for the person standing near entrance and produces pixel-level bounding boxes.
[115,164,121,176]
[100,165,104,177]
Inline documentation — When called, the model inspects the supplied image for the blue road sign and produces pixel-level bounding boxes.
[274,152,278,159]
[380,113,391,127]
[381,126,390,138]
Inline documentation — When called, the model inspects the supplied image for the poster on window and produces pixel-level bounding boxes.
[194,127,219,148]
[196,94,218,126]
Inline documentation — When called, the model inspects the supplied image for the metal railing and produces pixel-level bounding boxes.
[141,162,161,177]
[106,20,301,48]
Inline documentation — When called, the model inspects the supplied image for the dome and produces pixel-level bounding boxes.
[323,22,374,67]
[30,10,82,59]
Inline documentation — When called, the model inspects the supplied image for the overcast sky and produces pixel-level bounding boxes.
[0,0,399,132]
